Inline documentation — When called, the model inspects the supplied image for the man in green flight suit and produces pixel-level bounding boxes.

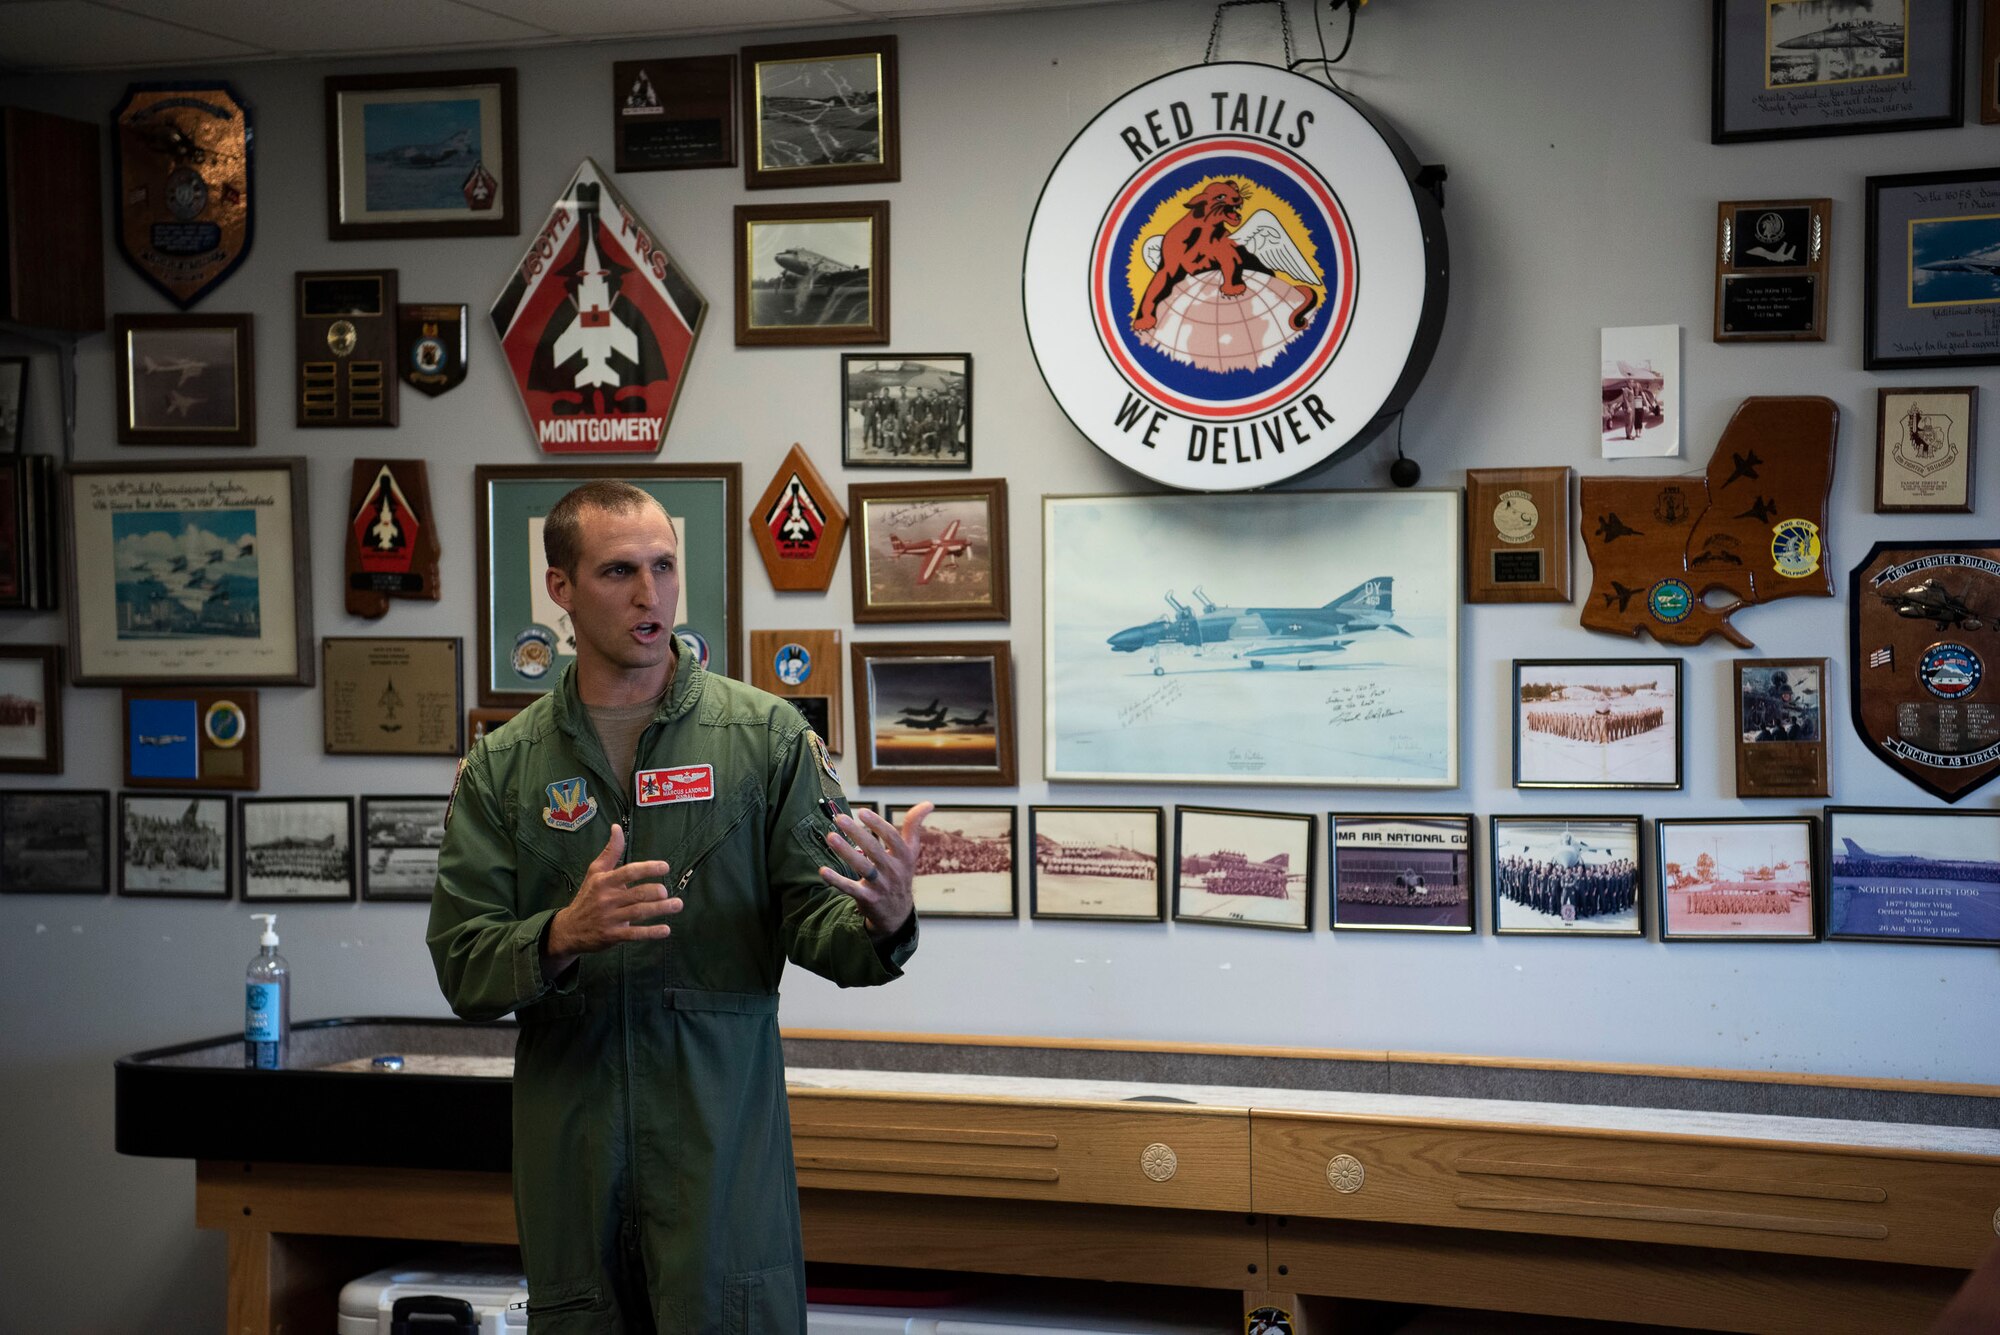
[428,481,931,1333]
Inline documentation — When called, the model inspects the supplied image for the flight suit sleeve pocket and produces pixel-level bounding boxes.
[790,808,839,867]
[724,1261,800,1335]
[515,990,586,1025]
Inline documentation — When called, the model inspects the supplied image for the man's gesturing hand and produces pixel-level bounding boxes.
[542,822,680,978]
[820,801,932,941]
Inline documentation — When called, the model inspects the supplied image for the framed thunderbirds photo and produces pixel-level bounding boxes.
[1043,490,1460,788]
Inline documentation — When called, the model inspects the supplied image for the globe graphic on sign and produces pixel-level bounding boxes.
[1135,270,1315,375]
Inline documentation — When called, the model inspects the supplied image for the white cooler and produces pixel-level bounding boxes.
[337,1253,529,1335]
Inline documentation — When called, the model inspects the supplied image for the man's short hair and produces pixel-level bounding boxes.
[543,481,669,576]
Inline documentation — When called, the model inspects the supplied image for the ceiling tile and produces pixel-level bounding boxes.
[464,0,857,38]
[0,1,264,70]
[114,0,553,54]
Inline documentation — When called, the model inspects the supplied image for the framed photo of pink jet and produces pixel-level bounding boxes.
[847,478,1008,624]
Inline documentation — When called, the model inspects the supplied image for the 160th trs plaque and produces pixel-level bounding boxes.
[1715,198,1829,343]
[1851,541,2000,803]
[1466,467,1571,604]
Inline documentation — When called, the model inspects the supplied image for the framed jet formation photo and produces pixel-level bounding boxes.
[740,34,898,190]
[1043,490,1460,788]
[851,640,1016,787]
[114,314,255,447]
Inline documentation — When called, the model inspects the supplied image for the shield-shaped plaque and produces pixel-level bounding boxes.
[489,158,708,454]
[1850,541,2000,803]
[346,459,441,618]
[113,84,254,310]
[399,304,468,397]
[750,443,846,591]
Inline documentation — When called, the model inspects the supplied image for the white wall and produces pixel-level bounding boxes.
[2,2,1997,1328]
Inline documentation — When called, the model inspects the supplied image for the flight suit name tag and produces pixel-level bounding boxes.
[637,764,713,807]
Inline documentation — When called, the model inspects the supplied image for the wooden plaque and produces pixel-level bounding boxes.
[322,637,462,756]
[345,459,441,618]
[751,444,846,592]
[614,55,737,172]
[466,707,517,752]
[1733,657,1830,799]
[1580,396,1837,648]
[1714,199,1829,343]
[1850,541,2000,803]
[1465,467,1570,604]
[296,269,399,427]
[752,629,842,754]
[122,688,259,790]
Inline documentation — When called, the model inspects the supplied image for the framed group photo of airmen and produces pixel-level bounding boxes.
[0,790,108,895]
[1028,805,1164,923]
[1173,806,1314,933]
[1328,813,1475,933]
[1490,815,1645,938]
[1513,659,1683,790]
[1824,806,2000,946]
[475,463,741,706]
[117,793,231,900]
[0,644,61,775]
[359,796,449,902]
[1657,817,1819,942]
[1043,491,1461,789]
[841,354,971,468]
[238,797,355,904]
[885,802,1016,919]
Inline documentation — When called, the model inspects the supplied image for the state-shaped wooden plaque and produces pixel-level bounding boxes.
[751,629,842,753]
[751,443,846,592]
[1579,396,1837,648]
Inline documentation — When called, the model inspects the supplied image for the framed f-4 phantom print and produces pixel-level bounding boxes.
[1043,490,1460,787]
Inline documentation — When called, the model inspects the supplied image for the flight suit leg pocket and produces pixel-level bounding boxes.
[723,1262,800,1335]
[524,1277,609,1332]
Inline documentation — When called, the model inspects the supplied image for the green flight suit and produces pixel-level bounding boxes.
[427,642,915,1334]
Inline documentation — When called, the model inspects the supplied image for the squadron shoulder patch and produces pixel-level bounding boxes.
[444,757,468,830]
[806,729,842,790]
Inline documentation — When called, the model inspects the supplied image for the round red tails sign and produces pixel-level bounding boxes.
[1024,63,1446,491]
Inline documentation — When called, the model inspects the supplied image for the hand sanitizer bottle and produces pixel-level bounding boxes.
[244,913,290,1070]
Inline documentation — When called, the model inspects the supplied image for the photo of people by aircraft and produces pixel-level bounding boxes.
[1514,661,1680,788]
[843,357,969,465]
[1491,818,1642,935]
[886,803,1014,917]
[859,496,993,610]
[1827,810,2000,944]
[746,218,873,328]
[1766,0,1906,87]
[864,657,1001,770]
[1909,213,2000,307]
[1330,815,1473,931]
[1044,492,1457,787]
[125,326,242,434]
[1658,820,1816,939]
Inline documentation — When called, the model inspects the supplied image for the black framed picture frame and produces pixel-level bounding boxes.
[360,795,449,902]
[324,68,520,240]
[1512,658,1683,790]
[0,789,109,894]
[238,796,355,903]
[117,792,231,899]
[1657,817,1820,942]
[1172,805,1314,932]
[1824,806,2000,945]
[1865,168,2000,370]
[1711,0,1965,144]
[885,802,1016,919]
[841,354,972,468]
[1328,812,1476,933]
[740,34,899,190]
[1028,805,1165,923]
[113,314,256,447]
[1490,815,1646,938]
